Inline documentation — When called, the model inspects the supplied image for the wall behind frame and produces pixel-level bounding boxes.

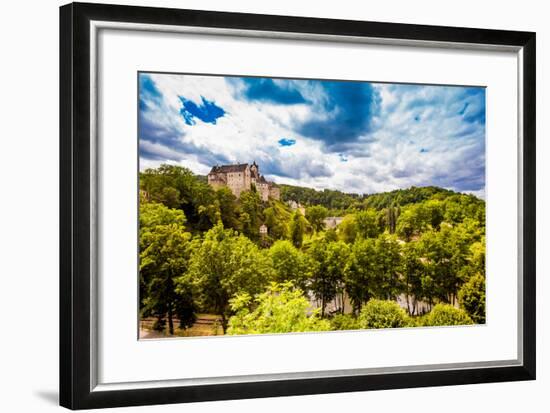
[0,0,545,412]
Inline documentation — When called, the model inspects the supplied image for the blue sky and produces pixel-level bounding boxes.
[139,73,486,198]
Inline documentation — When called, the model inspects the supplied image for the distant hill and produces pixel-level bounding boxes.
[362,186,470,209]
[196,171,481,212]
[280,184,482,212]
[279,184,360,211]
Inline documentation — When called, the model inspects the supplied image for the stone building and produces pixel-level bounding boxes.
[207,161,280,201]
[287,200,306,216]
[323,216,344,229]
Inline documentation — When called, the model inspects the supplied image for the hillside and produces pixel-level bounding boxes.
[140,165,484,238]
[139,164,487,338]
[280,183,482,213]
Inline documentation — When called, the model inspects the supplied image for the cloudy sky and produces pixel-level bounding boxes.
[139,72,486,198]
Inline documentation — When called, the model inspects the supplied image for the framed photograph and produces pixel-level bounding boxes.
[60,2,536,410]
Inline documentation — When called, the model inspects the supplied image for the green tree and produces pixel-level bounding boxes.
[140,165,185,209]
[417,222,481,306]
[152,186,181,209]
[395,208,416,241]
[469,238,486,275]
[325,241,352,314]
[324,228,338,242]
[264,206,288,240]
[215,187,240,231]
[344,238,377,312]
[395,204,430,240]
[289,210,307,248]
[383,205,400,234]
[425,219,484,304]
[358,300,410,329]
[338,214,357,243]
[227,282,331,335]
[195,182,221,230]
[443,197,467,224]
[394,201,444,240]
[458,273,486,324]
[459,237,486,280]
[344,234,402,312]
[139,201,186,234]
[239,189,263,241]
[269,240,312,290]
[441,194,485,226]
[181,223,272,332]
[140,164,219,231]
[355,209,380,239]
[417,229,452,305]
[306,205,329,233]
[424,200,444,230]
[309,240,351,316]
[373,234,403,300]
[423,304,473,326]
[401,241,425,315]
[140,204,196,335]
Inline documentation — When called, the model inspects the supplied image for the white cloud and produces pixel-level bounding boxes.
[139,74,485,198]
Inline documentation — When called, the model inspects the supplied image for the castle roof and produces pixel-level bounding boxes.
[209,163,249,174]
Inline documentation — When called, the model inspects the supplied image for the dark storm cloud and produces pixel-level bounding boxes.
[418,146,485,192]
[296,80,381,149]
[237,77,307,105]
[139,73,165,115]
[260,156,333,180]
[138,72,486,196]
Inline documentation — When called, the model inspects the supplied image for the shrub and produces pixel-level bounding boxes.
[458,274,486,324]
[358,299,411,329]
[227,282,331,335]
[268,240,312,291]
[330,314,360,331]
[423,304,473,326]
[406,315,425,327]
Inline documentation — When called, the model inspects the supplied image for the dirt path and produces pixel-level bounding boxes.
[139,328,166,339]
[139,314,224,339]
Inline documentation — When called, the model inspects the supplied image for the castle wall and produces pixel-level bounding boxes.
[256,182,269,201]
[269,186,280,201]
[226,170,250,198]
[207,173,226,191]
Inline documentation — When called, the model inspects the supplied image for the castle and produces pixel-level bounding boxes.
[207,161,280,201]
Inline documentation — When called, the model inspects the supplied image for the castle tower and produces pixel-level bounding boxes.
[250,161,259,181]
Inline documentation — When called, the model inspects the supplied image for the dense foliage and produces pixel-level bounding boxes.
[358,299,411,329]
[178,223,273,332]
[422,304,473,326]
[139,165,486,337]
[458,273,486,324]
[227,282,331,335]
[139,203,195,334]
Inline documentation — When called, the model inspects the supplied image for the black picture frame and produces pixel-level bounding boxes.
[60,2,536,410]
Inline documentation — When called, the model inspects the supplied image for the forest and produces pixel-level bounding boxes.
[139,164,486,338]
